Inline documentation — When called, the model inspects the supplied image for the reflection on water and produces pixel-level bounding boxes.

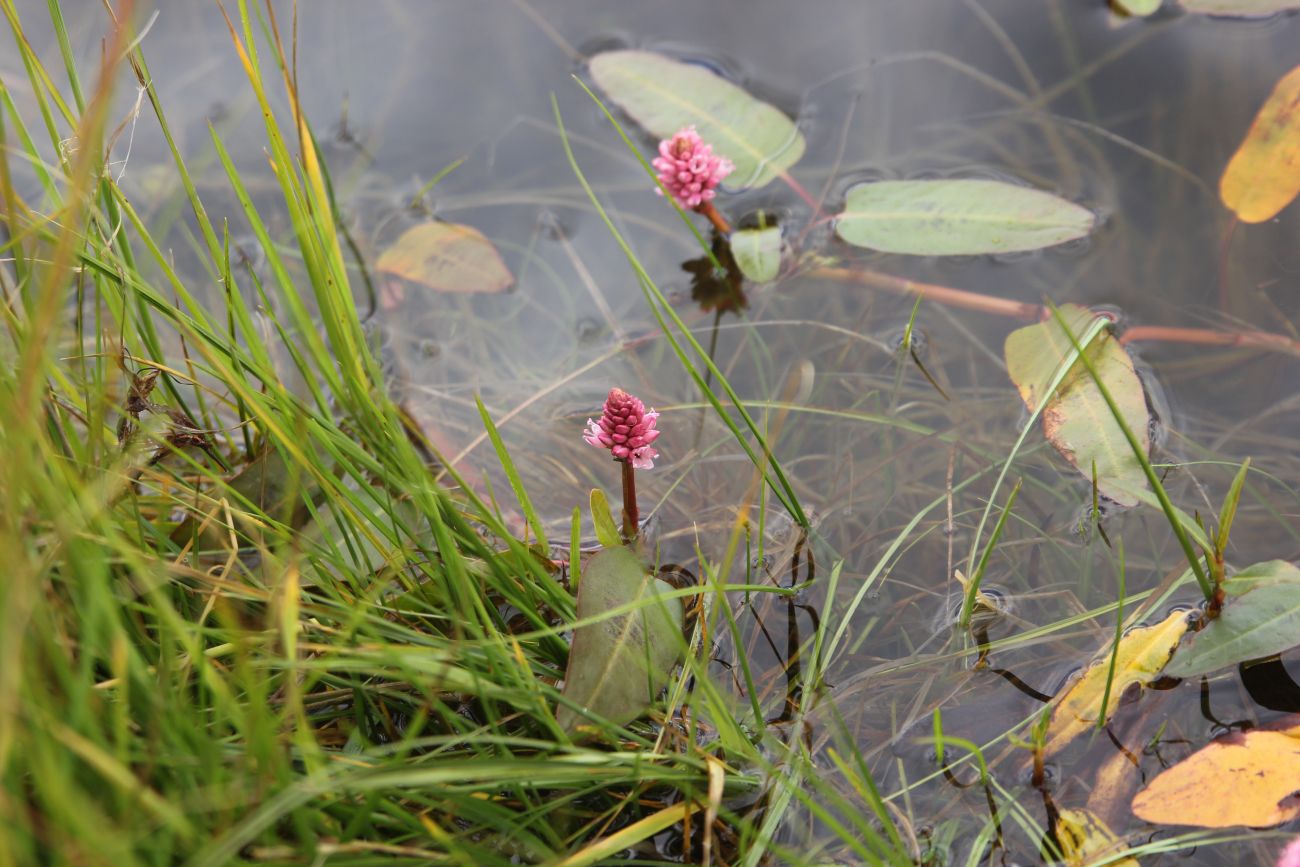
[11,0,1300,861]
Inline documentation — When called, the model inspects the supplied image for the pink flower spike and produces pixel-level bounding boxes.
[652,125,734,210]
[1278,837,1300,867]
[583,387,661,468]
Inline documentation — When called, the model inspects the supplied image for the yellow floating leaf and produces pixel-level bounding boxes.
[1044,610,1189,758]
[1054,808,1139,866]
[377,222,513,294]
[1220,63,1300,223]
[1132,728,1300,828]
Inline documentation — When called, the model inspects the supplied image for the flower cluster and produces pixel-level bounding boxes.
[583,387,660,469]
[652,125,734,209]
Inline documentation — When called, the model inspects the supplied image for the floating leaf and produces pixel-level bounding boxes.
[730,226,782,282]
[1052,808,1139,866]
[1115,0,1161,14]
[834,179,1095,256]
[377,222,513,293]
[1132,724,1300,828]
[589,488,622,549]
[557,546,683,734]
[1182,0,1300,14]
[1005,304,1150,506]
[1220,63,1300,223]
[1164,560,1300,678]
[1044,609,1190,758]
[588,50,805,190]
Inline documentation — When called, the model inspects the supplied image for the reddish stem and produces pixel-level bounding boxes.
[812,265,1300,358]
[696,201,732,235]
[1120,324,1300,357]
[620,459,638,543]
[810,265,1045,321]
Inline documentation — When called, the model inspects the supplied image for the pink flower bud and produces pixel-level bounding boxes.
[583,388,661,469]
[651,125,734,210]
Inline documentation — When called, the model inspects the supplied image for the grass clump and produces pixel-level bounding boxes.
[0,2,904,864]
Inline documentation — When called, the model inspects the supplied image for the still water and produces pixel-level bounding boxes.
[10,0,1300,862]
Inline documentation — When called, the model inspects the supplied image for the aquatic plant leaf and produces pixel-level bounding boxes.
[1181,0,1300,14]
[1052,808,1138,866]
[730,226,782,282]
[834,179,1095,255]
[1115,0,1161,14]
[558,546,683,734]
[588,488,622,549]
[1044,609,1190,758]
[1220,63,1300,223]
[1164,561,1300,678]
[588,50,805,190]
[1132,724,1300,828]
[1004,305,1150,506]
[377,222,513,293]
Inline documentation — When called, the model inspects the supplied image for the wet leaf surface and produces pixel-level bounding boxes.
[558,546,683,734]
[1220,63,1300,223]
[588,50,805,190]
[1005,305,1150,507]
[834,179,1094,255]
[1043,609,1190,758]
[1165,560,1300,678]
[1132,722,1300,828]
[377,222,513,293]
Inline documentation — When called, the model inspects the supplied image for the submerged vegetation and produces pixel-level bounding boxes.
[2,1,1299,864]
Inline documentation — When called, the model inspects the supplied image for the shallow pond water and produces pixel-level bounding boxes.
[10,0,1300,862]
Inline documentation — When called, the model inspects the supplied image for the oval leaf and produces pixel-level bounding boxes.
[835,179,1095,255]
[1164,560,1300,678]
[731,226,782,282]
[558,546,683,734]
[1044,609,1189,758]
[589,50,805,190]
[1004,305,1150,506]
[1220,63,1300,223]
[1181,0,1300,14]
[1132,726,1300,828]
[377,222,513,293]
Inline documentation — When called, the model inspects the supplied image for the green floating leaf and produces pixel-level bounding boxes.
[589,488,622,549]
[558,546,683,734]
[1116,0,1161,14]
[730,225,782,282]
[1180,0,1300,14]
[377,222,513,294]
[588,50,805,190]
[835,179,1095,256]
[1004,304,1150,506]
[1165,561,1300,678]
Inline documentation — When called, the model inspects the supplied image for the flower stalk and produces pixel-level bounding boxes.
[584,387,661,543]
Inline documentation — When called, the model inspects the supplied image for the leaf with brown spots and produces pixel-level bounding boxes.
[1132,723,1300,828]
[1052,808,1138,866]
[1043,609,1190,758]
[1004,304,1150,506]
[1220,63,1300,223]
